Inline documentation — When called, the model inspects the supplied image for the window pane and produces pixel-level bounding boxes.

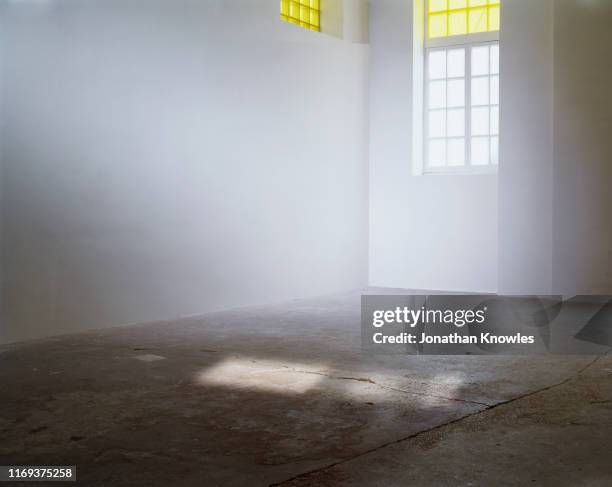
[429,110,446,138]
[281,0,320,32]
[471,77,489,106]
[290,1,300,18]
[489,5,500,31]
[471,136,489,165]
[490,106,499,135]
[429,140,447,167]
[448,138,466,166]
[491,136,499,164]
[447,49,465,78]
[449,11,468,36]
[471,46,490,76]
[471,107,490,135]
[490,75,499,104]
[311,10,320,27]
[429,80,447,109]
[469,7,487,33]
[425,43,499,171]
[429,0,448,13]
[429,51,447,79]
[448,108,465,136]
[447,79,465,107]
[428,0,499,39]
[429,13,448,38]
[490,44,499,74]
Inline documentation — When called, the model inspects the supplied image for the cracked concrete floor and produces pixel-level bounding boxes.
[0,290,610,486]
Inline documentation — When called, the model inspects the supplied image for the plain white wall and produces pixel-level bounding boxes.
[368,0,499,293]
[498,0,554,295]
[552,0,612,296]
[499,0,612,297]
[0,0,370,344]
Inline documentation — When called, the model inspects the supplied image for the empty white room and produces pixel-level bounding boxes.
[0,0,611,486]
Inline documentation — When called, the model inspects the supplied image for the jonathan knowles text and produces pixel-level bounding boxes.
[370,306,535,345]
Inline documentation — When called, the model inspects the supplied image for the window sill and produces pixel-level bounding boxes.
[421,166,499,176]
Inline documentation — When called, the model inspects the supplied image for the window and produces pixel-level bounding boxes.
[428,0,500,39]
[280,0,321,32]
[424,0,500,172]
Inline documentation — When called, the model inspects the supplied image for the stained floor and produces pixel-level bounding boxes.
[0,290,610,486]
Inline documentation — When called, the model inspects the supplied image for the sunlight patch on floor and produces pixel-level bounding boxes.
[195,357,327,394]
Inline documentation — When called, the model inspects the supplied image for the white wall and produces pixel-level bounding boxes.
[499,0,612,297]
[498,0,554,295]
[0,0,370,344]
[369,0,499,293]
[552,0,612,296]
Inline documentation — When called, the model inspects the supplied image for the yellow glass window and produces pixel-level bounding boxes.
[428,0,500,39]
[280,0,320,32]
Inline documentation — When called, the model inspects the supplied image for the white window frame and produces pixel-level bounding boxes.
[422,5,500,175]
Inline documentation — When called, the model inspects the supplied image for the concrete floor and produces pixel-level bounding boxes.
[0,290,610,486]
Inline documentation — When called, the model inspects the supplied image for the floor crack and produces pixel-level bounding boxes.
[283,366,491,407]
[270,353,607,486]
